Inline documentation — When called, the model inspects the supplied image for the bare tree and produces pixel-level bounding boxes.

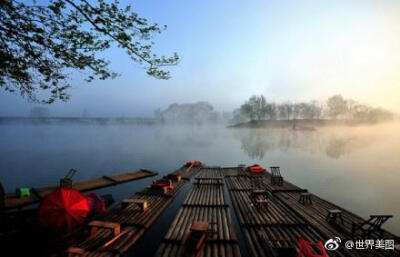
[293,103,303,120]
[278,102,293,120]
[240,95,268,121]
[327,95,348,119]
[264,103,277,120]
[309,100,323,119]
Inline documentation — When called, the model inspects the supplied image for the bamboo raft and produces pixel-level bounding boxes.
[3,164,399,257]
[5,169,158,210]
[225,167,398,257]
[66,164,200,257]
[155,168,242,257]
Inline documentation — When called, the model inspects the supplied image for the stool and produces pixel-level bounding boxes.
[298,193,312,205]
[326,209,344,224]
[121,199,148,211]
[255,199,268,209]
[88,220,120,237]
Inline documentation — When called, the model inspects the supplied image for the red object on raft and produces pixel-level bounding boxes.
[297,238,329,257]
[39,188,90,232]
[86,193,106,215]
[186,160,202,167]
[153,179,175,190]
[247,164,266,173]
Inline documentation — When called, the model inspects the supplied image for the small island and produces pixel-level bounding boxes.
[229,94,394,129]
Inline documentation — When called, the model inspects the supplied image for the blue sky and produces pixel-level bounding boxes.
[1,0,400,117]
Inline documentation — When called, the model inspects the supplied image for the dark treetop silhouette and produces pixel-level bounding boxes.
[0,0,179,103]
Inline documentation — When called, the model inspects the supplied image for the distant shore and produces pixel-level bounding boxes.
[228,119,391,129]
[0,117,156,126]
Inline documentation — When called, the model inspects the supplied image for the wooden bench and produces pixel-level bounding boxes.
[89,220,120,237]
[165,174,182,182]
[250,189,268,197]
[351,215,393,238]
[149,184,168,194]
[121,198,148,211]
[67,221,124,257]
[326,209,344,224]
[250,190,269,209]
[254,199,269,209]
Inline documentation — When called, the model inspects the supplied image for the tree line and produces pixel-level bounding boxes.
[154,102,218,125]
[234,94,393,124]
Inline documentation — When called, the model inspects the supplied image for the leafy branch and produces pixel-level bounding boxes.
[0,0,179,103]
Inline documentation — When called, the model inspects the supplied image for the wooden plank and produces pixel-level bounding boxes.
[5,169,158,209]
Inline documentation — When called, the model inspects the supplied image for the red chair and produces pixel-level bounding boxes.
[297,238,329,257]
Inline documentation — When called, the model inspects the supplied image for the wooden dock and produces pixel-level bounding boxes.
[5,169,158,210]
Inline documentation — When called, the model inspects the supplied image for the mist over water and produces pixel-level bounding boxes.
[0,122,399,234]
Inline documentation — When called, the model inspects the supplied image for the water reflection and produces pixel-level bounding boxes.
[236,127,370,160]
[325,137,351,159]
[154,125,218,148]
[0,122,399,234]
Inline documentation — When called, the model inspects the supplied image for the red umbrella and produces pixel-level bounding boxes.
[39,188,90,232]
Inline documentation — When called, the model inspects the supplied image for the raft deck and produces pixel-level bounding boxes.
[155,168,242,257]
[155,166,398,257]
[66,165,200,257]
[224,167,398,257]
[45,165,398,257]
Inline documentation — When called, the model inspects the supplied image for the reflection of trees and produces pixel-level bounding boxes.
[154,125,218,148]
[237,128,367,160]
[325,138,349,159]
[238,129,312,160]
[240,132,273,159]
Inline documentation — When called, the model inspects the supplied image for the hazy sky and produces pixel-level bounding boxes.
[1,0,400,117]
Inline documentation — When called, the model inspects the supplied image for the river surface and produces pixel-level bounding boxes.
[0,122,399,235]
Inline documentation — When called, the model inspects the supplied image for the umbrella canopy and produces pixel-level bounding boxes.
[39,188,90,232]
[86,193,106,215]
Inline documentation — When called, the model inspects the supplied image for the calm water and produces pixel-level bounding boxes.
[0,122,399,235]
